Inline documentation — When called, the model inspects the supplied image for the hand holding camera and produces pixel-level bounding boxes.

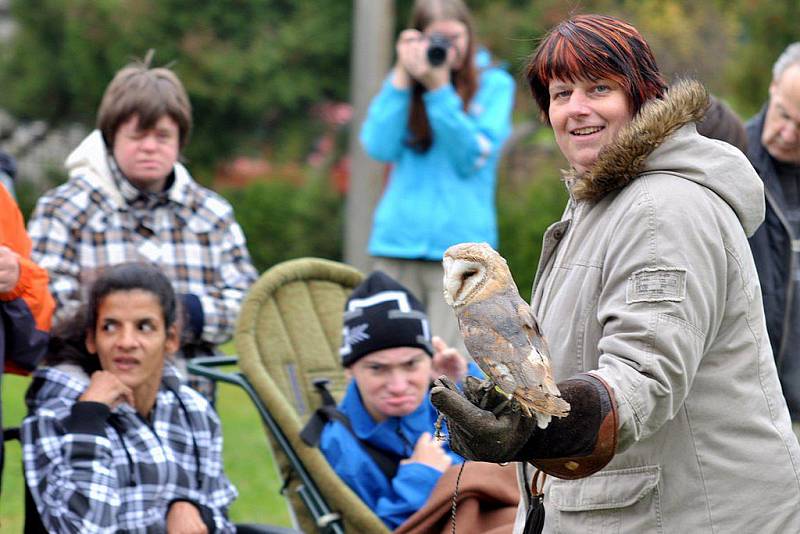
[425,33,452,67]
[391,29,454,90]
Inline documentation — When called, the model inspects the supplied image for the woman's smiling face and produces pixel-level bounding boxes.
[548,78,633,174]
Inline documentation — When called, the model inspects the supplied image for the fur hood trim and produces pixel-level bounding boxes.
[566,79,709,202]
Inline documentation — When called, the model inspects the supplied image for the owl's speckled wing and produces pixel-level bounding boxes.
[457,285,569,426]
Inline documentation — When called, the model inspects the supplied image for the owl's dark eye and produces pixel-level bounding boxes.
[461,269,478,281]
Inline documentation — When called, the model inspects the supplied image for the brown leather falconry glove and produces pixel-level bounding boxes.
[432,375,539,463]
[431,373,618,479]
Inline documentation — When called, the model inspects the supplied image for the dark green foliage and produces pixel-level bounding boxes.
[0,0,353,168]
[726,0,800,116]
[221,178,343,274]
[497,162,568,301]
[4,0,797,292]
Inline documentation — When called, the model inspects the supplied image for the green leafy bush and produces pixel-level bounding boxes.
[221,178,343,274]
[0,0,353,168]
[498,165,568,300]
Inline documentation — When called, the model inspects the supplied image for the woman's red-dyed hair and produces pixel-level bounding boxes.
[526,14,667,124]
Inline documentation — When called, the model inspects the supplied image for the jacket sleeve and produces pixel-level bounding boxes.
[319,422,441,530]
[169,394,237,533]
[26,194,83,324]
[22,401,121,533]
[423,68,515,178]
[359,75,412,162]
[0,188,54,374]
[592,180,726,452]
[197,408,238,533]
[374,463,442,530]
[191,213,258,346]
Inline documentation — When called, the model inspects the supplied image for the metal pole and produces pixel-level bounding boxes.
[345,0,394,271]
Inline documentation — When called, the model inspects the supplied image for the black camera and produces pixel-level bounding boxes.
[426,33,452,67]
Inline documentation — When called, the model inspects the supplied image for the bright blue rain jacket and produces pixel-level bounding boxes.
[319,363,482,529]
[361,49,515,261]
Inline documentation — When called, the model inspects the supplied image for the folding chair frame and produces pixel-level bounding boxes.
[188,356,345,534]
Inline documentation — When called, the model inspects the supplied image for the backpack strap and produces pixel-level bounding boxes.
[300,379,403,480]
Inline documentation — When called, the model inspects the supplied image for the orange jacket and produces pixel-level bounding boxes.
[0,186,54,374]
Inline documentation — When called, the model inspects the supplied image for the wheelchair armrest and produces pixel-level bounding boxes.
[186,356,248,388]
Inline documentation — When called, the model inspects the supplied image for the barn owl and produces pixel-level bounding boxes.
[442,242,569,429]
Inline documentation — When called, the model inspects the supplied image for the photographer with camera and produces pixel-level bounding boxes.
[361,0,515,358]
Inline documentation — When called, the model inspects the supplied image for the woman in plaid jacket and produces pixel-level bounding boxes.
[27,53,258,401]
[21,263,237,533]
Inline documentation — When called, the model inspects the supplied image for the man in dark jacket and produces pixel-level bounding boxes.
[746,42,800,437]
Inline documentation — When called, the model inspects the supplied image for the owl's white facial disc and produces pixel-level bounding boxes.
[444,258,486,307]
[443,256,456,305]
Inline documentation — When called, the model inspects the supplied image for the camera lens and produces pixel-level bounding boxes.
[427,34,451,67]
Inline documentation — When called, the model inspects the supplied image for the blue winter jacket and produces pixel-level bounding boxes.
[361,49,515,260]
[319,363,481,529]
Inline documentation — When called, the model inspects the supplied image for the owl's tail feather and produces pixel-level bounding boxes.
[513,387,570,429]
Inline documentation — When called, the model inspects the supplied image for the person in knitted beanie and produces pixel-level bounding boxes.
[319,271,481,529]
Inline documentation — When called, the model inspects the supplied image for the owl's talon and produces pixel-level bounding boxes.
[477,382,495,410]
[434,413,446,441]
[491,398,510,415]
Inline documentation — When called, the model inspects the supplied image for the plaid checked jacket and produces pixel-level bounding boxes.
[22,363,237,533]
[27,131,258,349]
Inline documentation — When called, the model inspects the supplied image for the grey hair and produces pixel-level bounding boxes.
[773,43,800,81]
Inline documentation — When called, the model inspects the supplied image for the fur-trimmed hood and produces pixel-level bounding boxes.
[565,79,764,236]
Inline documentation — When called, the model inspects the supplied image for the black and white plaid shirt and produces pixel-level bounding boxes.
[27,131,258,347]
[22,363,237,533]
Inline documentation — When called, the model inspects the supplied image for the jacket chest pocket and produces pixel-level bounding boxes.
[548,465,662,534]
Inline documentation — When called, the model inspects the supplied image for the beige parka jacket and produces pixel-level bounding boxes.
[515,80,800,533]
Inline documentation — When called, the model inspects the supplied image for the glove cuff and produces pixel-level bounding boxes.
[518,373,618,479]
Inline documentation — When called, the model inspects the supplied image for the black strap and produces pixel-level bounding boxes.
[300,380,403,480]
[521,463,546,534]
[3,427,20,442]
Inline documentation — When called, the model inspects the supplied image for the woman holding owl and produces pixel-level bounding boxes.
[432,13,800,533]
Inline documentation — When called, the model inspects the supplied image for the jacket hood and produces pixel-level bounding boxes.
[64,131,124,205]
[26,364,88,413]
[64,130,195,208]
[26,362,184,413]
[566,79,765,236]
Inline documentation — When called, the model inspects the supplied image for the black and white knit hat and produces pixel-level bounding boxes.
[339,271,433,367]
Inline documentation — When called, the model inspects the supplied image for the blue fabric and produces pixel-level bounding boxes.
[319,362,482,529]
[746,106,800,419]
[361,49,515,261]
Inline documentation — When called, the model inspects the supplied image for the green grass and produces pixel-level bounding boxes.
[1,371,293,530]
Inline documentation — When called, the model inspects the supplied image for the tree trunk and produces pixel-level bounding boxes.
[345,0,394,272]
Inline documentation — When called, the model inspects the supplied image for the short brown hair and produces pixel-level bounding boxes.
[526,14,667,124]
[96,52,192,149]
